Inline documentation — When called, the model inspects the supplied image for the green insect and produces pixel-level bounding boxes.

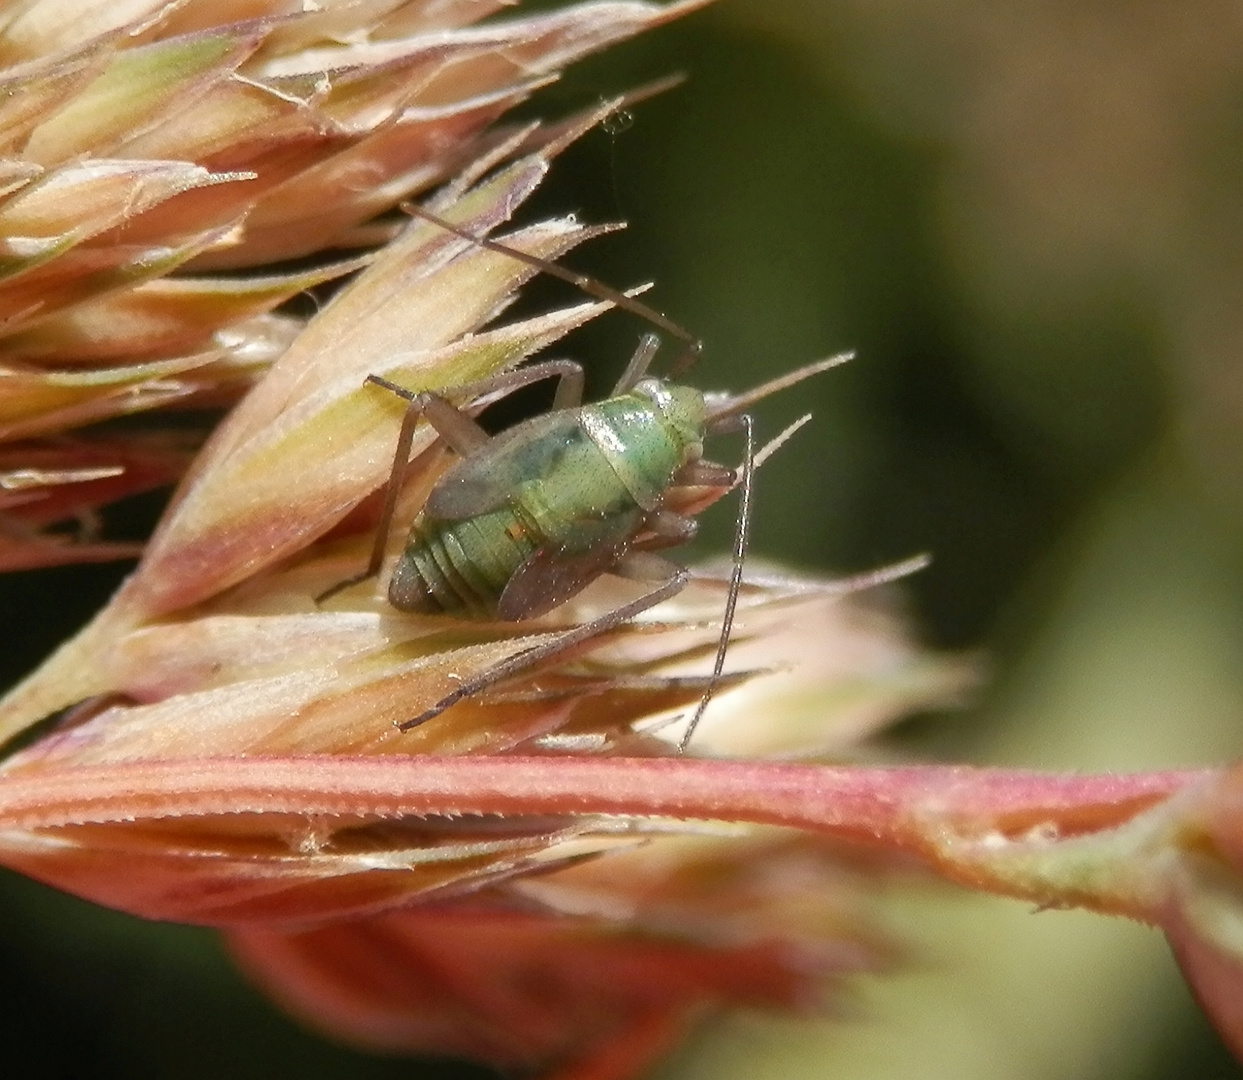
[344,207,846,749]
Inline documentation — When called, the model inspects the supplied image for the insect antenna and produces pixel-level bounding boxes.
[678,411,755,753]
[705,351,854,423]
[405,205,703,375]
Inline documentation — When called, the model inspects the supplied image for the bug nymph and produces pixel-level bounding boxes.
[386,373,710,619]
[332,206,849,750]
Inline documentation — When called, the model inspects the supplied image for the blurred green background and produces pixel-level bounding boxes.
[4,0,1243,1077]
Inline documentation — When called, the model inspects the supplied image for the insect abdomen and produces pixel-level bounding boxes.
[389,507,540,616]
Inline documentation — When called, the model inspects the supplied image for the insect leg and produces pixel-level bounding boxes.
[677,412,755,753]
[315,386,432,602]
[635,508,698,552]
[397,559,689,731]
[674,460,737,488]
[435,358,587,413]
[366,378,493,456]
[611,332,662,394]
[368,357,587,430]
[408,205,704,375]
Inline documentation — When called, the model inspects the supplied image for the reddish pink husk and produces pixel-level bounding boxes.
[0,754,1204,923]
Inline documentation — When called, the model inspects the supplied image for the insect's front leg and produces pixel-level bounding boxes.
[633,508,698,552]
[610,332,661,394]
[675,460,737,488]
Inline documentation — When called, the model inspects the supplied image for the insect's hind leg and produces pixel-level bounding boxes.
[368,356,587,430]
[397,555,689,731]
[393,417,755,745]
[317,360,586,603]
